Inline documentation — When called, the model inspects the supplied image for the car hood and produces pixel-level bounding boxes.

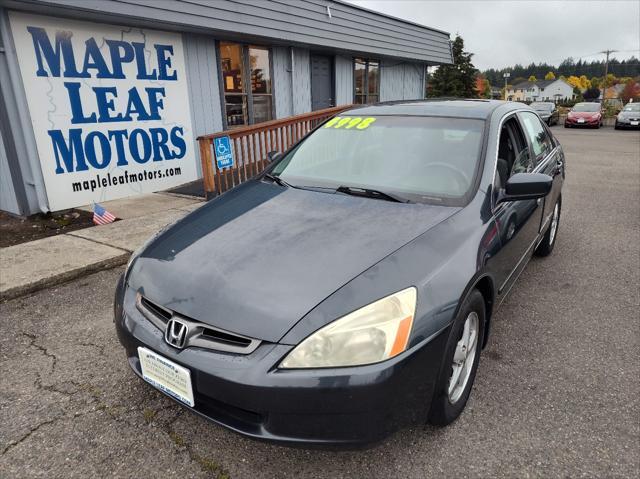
[569,111,600,118]
[128,181,459,343]
[618,110,639,118]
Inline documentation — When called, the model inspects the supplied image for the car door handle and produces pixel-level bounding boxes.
[555,159,563,174]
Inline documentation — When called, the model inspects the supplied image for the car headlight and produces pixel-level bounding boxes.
[279,287,417,368]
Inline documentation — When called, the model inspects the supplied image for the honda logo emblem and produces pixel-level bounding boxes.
[165,319,189,349]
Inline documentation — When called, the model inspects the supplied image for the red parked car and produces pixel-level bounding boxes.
[564,102,604,128]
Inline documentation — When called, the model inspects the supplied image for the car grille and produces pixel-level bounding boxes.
[135,293,261,354]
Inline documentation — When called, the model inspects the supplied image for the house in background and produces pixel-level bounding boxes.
[506,78,574,102]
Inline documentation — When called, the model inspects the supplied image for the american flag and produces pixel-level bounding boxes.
[92,203,117,225]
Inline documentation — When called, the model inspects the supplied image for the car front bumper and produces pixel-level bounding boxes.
[615,118,640,129]
[114,275,449,446]
[565,117,600,127]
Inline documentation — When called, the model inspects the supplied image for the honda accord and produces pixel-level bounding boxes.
[115,100,565,446]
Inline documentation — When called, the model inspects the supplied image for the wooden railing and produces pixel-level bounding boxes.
[197,105,353,197]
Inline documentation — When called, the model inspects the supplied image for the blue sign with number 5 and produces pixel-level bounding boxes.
[214,136,234,169]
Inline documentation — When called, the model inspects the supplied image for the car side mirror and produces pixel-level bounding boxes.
[267,151,282,163]
[498,173,552,203]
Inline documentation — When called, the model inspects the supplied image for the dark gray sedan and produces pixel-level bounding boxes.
[615,102,640,129]
[114,100,565,446]
[530,101,560,126]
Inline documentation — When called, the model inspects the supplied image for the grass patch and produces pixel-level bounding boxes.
[143,408,157,422]
[169,431,186,447]
[193,454,230,479]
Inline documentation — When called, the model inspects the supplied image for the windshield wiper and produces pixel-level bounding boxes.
[336,185,411,203]
[263,173,292,188]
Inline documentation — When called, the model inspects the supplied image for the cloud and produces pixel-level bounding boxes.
[344,0,640,71]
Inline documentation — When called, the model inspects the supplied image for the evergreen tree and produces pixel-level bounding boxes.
[481,56,639,85]
[428,35,478,98]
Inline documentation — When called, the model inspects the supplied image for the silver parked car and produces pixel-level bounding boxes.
[615,103,640,130]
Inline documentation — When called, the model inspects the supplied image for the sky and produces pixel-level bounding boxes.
[344,0,640,71]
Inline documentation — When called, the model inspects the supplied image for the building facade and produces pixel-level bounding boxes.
[506,79,574,102]
[0,0,453,215]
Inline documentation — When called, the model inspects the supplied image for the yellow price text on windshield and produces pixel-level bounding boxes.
[324,117,376,130]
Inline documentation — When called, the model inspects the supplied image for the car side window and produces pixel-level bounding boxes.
[519,112,553,163]
[495,117,533,193]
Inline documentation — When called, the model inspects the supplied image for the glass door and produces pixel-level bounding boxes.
[220,42,273,128]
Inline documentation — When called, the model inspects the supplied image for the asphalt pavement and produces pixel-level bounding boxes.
[1,126,638,478]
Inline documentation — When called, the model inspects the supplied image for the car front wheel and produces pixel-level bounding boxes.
[535,199,561,257]
[428,289,486,426]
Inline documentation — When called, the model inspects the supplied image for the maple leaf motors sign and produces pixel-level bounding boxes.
[9,12,198,210]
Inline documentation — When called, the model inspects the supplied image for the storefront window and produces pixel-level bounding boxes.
[249,47,272,124]
[354,58,379,104]
[220,42,273,127]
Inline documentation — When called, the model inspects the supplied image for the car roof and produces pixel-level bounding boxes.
[346,99,523,120]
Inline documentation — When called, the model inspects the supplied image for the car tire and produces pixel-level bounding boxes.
[535,199,561,257]
[564,123,569,128]
[614,123,620,130]
[428,289,486,426]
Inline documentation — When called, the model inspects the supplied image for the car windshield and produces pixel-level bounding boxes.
[271,116,484,204]
[623,103,640,112]
[572,103,600,112]
[531,103,553,111]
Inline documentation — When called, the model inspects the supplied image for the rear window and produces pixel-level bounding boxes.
[272,116,485,204]
[531,102,553,111]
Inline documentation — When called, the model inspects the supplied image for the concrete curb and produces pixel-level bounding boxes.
[1,198,201,302]
[0,252,129,302]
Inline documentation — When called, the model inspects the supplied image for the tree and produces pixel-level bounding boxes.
[579,75,591,90]
[480,56,640,86]
[474,75,492,99]
[567,75,582,89]
[583,87,601,100]
[590,77,601,89]
[603,73,617,88]
[483,80,492,99]
[428,35,478,98]
[620,79,640,103]
[545,71,556,80]
[528,75,537,82]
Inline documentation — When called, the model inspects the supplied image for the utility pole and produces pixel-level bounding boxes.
[600,49,618,105]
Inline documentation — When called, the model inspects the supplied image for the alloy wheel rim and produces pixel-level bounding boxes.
[549,202,559,245]
[448,311,479,404]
